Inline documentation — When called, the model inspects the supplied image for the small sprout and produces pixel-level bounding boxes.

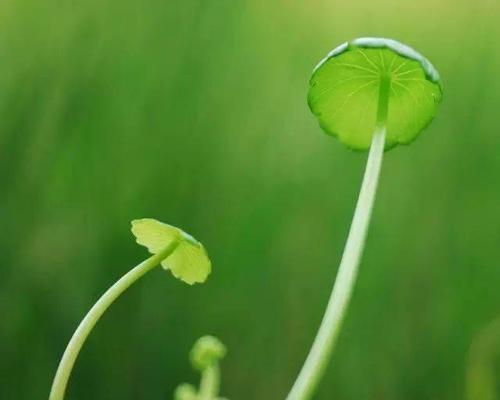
[174,383,198,400]
[49,219,211,400]
[174,336,228,400]
[308,37,442,150]
[190,335,227,371]
[132,218,211,285]
[287,38,442,400]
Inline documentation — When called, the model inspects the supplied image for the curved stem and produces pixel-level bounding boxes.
[49,240,179,400]
[199,364,221,400]
[286,75,390,400]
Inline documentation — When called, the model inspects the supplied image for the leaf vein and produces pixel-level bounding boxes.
[330,80,378,121]
[356,48,380,71]
[333,62,379,75]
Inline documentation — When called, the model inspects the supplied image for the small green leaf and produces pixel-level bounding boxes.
[308,37,443,150]
[190,336,227,371]
[131,218,211,285]
[174,383,198,400]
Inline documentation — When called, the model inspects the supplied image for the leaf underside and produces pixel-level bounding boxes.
[308,46,442,150]
[131,218,211,285]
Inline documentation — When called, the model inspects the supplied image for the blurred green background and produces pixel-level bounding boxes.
[1,0,500,399]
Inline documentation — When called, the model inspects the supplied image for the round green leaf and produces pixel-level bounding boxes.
[131,218,211,285]
[308,37,443,150]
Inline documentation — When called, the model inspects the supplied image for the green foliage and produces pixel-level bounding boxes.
[175,336,228,400]
[288,39,443,400]
[131,219,211,285]
[1,1,500,400]
[48,219,204,400]
[174,384,198,400]
[308,38,442,150]
[190,336,227,371]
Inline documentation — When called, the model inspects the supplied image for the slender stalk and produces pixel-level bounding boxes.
[198,364,221,400]
[49,240,179,400]
[286,75,391,400]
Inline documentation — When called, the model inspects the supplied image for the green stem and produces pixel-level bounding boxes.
[49,240,179,400]
[198,364,221,400]
[286,75,390,400]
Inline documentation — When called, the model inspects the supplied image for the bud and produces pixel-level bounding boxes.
[190,335,226,371]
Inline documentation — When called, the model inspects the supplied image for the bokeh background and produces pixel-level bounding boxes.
[1,0,499,399]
